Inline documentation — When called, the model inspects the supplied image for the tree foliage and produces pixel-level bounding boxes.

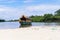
[0,19,5,22]
[30,10,60,22]
[55,9,60,16]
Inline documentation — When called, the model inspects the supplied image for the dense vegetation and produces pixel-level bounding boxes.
[30,9,60,22]
[0,19,5,22]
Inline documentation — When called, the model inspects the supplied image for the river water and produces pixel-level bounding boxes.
[0,22,60,29]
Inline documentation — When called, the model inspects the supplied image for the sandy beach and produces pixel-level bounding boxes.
[0,26,60,40]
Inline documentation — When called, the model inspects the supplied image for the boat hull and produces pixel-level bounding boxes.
[19,21,31,27]
[20,21,31,25]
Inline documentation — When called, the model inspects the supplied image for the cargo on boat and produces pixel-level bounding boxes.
[19,15,31,25]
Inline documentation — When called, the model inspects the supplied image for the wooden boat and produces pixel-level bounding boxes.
[19,15,31,26]
[19,20,31,25]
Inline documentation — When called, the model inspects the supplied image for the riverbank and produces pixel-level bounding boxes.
[0,26,60,40]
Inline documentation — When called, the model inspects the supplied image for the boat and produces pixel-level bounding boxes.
[19,15,31,26]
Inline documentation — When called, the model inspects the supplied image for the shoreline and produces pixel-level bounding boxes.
[0,26,60,40]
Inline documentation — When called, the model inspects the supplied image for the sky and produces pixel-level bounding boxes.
[0,0,60,20]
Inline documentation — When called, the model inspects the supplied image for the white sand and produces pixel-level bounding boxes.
[0,26,60,40]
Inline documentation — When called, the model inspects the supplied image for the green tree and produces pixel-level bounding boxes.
[30,16,44,22]
[43,14,53,22]
[55,9,60,16]
[0,19,5,22]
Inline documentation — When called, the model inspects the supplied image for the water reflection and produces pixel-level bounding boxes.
[32,22,60,27]
[19,25,32,28]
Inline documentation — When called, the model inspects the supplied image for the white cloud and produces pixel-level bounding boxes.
[25,5,60,15]
[26,5,60,11]
[0,5,60,20]
[23,0,34,3]
[0,0,19,3]
[0,6,30,20]
[0,0,16,1]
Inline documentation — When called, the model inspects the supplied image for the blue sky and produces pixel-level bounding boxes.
[0,0,60,20]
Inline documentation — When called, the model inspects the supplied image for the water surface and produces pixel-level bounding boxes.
[0,22,60,29]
